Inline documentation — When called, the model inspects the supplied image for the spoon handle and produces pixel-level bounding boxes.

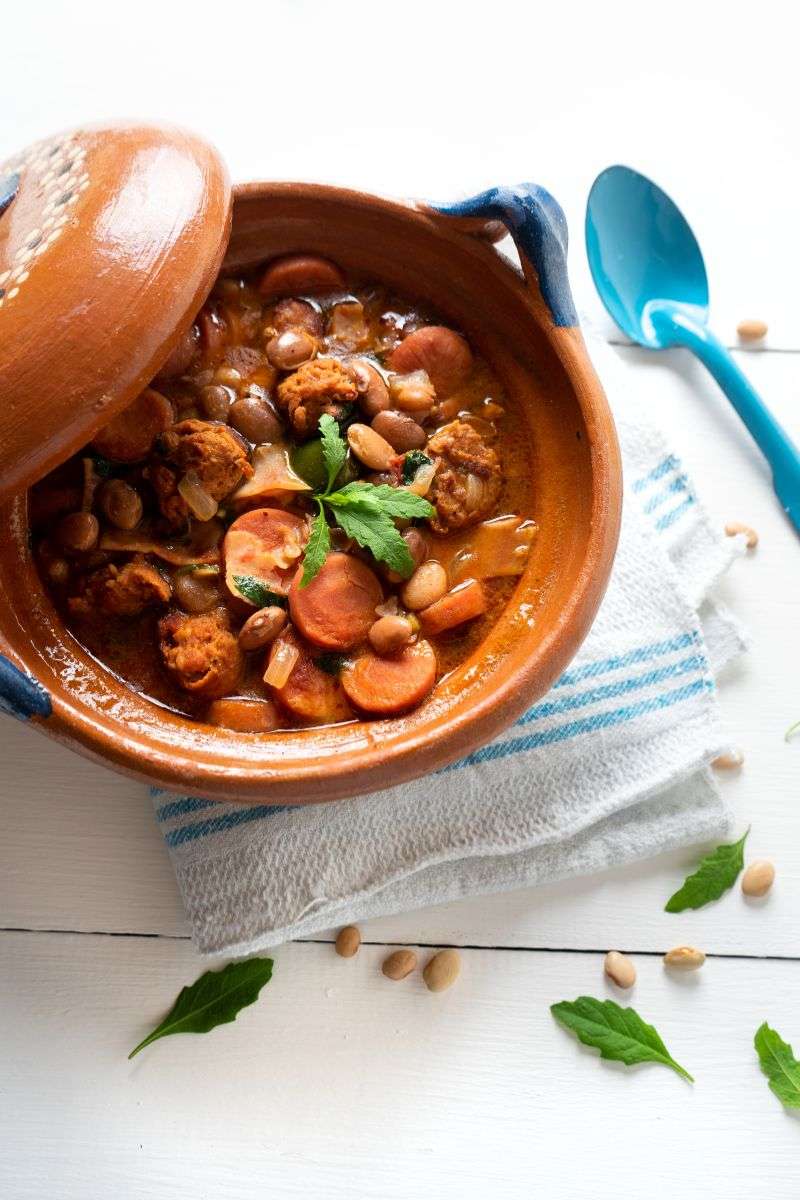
[663,312,800,533]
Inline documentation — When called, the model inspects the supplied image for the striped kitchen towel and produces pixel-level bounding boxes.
[155,337,747,955]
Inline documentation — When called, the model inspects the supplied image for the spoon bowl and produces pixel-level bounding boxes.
[586,165,800,533]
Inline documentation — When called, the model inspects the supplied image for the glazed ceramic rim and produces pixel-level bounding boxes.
[5,182,622,801]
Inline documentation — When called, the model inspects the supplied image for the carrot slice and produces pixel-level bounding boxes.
[91,388,174,462]
[223,508,308,603]
[418,579,487,636]
[258,255,345,299]
[206,698,283,733]
[341,639,437,715]
[272,645,354,726]
[288,553,382,651]
[387,326,473,396]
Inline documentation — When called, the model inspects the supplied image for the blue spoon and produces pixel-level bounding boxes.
[586,165,800,533]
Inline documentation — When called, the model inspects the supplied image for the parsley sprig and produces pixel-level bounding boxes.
[300,415,435,587]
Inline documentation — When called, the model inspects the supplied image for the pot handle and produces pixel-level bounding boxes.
[0,654,52,720]
[425,184,578,328]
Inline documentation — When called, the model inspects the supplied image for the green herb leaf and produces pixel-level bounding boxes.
[90,453,114,478]
[785,718,800,743]
[327,481,435,520]
[664,829,749,912]
[317,652,348,676]
[551,996,693,1083]
[318,413,348,495]
[300,502,331,588]
[330,504,415,577]
[128,958,274,1059]
[176,563,220,576]
[754,1022,800,1108]
[402,450,432,484]
[232,575,288,609]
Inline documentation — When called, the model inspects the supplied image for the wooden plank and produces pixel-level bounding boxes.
[1,931,797,1200]
[2,349,797,955]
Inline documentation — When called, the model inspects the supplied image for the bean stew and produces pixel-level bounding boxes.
[30,255,537,732]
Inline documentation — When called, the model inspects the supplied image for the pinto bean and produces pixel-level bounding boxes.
[271,635,354,724]
[224,508,308,603]
[265,329,317,371]
[238,606,287,651]
[97,479,143,531]
[155,325,199,380]
[401,560,447,611]
[347,424,397,471]
[228,397,284,444]
[56,511,100,554]
[368,615,414,656]
[258,254,345,299]
[387,326,473,396]
[172,569,221,614]
[348,359,391,418]
[90,388,174,463]
[418,579,487,635]
[206,697,282,733]
[288,553,382,651]
[341,639,437,715]
[371,410,427,452]
[271,298,324,338]
[199,384,232,422]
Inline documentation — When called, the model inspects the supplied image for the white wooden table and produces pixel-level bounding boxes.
[2,5,799,1196]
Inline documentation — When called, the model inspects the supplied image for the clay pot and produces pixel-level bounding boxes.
[0,127,621,803]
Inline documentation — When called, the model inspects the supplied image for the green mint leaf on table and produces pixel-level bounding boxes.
[232,575,288,609]
[128,958,274,1059]
[664,829,749,912]
[317,652,348,676]
[318,412,348,495]
[402,450,432,484]
[327,481,435,520]
[331,504,415,577]
[754,1022,800,1108]
[785,718,800,743]
[300,502,331,588]
[551,996,693,1083]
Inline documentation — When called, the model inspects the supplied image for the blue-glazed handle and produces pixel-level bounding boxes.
[0,655,52,720]
[430,184,577,327]
[652,305,800,534]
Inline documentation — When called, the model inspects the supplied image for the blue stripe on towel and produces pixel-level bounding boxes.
[155,796,218,822]
[164,804,293,848]
[655,496,695,531]
[632,455,678,493]
[554,631,698,688]
[642,474,688,514]
[444,678,713,772]
[519,654,704,723]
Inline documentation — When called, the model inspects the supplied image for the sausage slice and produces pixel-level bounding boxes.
[288,553,382,651]
[341,639,437,715]
[272,639,354,726]
[258,254,345,299]
[387,326,473,396]
[91,388,174,462]
[224,508,308,603]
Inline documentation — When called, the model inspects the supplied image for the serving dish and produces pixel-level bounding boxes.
[0,123,621,803]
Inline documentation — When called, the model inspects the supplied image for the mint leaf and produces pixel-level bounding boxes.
[551,996,693,1082]
[318,413,347,495]
[232,575,288,609]
[128,958,274,1058]
[300,502,331,588]
[331,504,415,576]
[664,829,749,912]
[402,450,432,484]
[785,718,800,743]
[755,1022,800,1108]
[327,481,435,520]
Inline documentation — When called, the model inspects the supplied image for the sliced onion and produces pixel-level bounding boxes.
[463,472,487,512]
[178,470,218,521]
[406,461,438,497]
[434,515,538,584]
[233,444,311,502]
[99,530,220,566]
[263,638,300,689]
[374,596,401,618]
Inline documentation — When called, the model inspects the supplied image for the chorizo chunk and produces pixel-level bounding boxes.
[68,556,171,618]
[153,419,253,524]
[158,608,242,698]
[426,420,502,534]
[276,358,358,439]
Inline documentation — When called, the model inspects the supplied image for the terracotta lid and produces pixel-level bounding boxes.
[0,122,231,497]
